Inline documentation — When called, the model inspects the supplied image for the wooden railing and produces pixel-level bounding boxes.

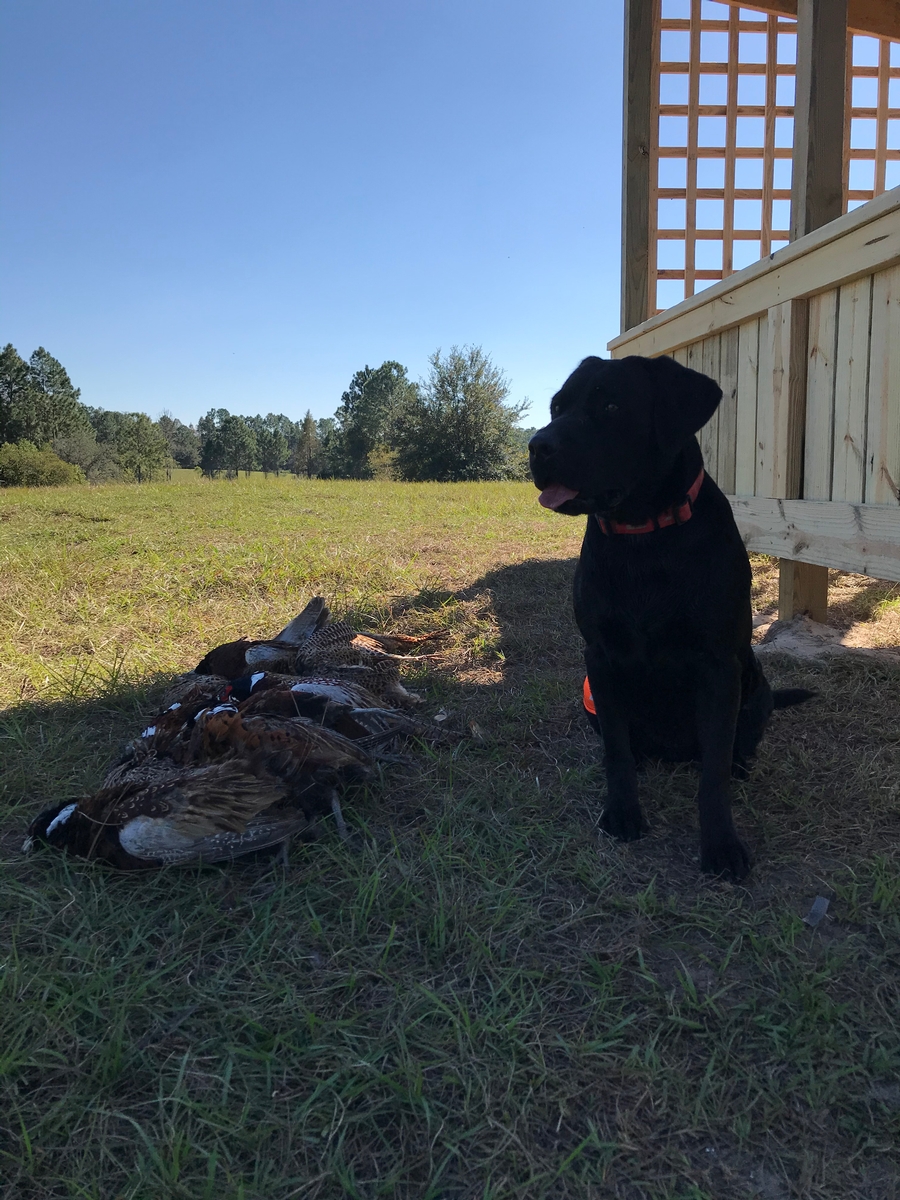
[608,186,900,598]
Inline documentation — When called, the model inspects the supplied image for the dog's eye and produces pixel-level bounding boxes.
[605,403,618,413]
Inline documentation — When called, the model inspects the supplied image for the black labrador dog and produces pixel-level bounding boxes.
[529,354,811,879]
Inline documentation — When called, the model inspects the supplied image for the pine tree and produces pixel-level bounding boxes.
[217,416,257,478]
[0,344,30,444]
[200,432,224,478]
[293,411,321,477]
[158,412,201,468]
[0,344,88,445]
[331,362,417,478]
[21,348,89,443]
[116,414,170,482]
[257,427,288,476]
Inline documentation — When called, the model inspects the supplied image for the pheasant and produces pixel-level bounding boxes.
[230,671,424,731]
[25,698,382,868]
[108,669,419,781]
[192,597,331,677]
[193,597,445,705]
[26,597,442,867]
[180,705,374,779]
[24,762,333,870]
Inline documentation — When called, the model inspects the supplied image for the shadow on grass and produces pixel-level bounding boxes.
[0,672,179,837]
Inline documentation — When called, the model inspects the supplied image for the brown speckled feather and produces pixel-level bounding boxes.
[183,709,373,776]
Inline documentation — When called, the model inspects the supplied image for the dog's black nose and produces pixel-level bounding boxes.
[528,431,554,462]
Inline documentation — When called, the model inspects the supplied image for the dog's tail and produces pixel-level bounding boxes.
[772,687,816,709]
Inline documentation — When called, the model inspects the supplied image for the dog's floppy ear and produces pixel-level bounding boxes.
[637,354,722,449]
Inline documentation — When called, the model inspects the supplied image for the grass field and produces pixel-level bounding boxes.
[1,475,899,1200]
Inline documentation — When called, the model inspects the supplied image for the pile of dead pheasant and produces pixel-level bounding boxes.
[25,598,444,869]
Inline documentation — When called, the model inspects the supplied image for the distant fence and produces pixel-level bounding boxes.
[609,187,900,585]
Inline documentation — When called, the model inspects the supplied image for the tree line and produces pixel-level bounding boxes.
[0,342,535,486]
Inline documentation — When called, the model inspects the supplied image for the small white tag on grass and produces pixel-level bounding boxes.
[802,896,830,927]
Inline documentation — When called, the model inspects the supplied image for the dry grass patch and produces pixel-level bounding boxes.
[1,477,898,1199]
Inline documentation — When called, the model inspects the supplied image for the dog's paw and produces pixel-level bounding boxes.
[700,834,751,880]
[600,803,645,842]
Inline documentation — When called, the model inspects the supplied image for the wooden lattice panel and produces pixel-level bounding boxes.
[654,0,900,313]
[845,33,900,206]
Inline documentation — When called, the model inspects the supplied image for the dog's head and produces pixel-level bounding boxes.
[528,355,721,516]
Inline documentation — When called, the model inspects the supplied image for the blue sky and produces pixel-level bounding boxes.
[0,0,624,426]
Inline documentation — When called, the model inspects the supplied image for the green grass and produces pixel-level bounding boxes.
[1,476,899,1199]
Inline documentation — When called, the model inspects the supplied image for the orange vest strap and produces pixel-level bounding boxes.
[582,676,596,715]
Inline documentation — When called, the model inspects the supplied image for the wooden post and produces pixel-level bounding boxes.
[621,0,656,333]
[779,555,830,622]
[777,0,848,622]
[791,0,849,238]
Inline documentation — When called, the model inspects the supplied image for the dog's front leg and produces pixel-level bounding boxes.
[586,648,644,842]
[695,657,750,879]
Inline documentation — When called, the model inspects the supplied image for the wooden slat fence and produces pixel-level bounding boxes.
[609,187,900,584]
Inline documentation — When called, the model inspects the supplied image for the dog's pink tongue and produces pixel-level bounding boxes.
[539,484,579,510]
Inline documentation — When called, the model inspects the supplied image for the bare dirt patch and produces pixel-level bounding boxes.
[751,558,900,657]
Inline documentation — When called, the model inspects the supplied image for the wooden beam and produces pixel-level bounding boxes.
[784,0,846,619]
[761,14,779,258]
[738,0,900,42]
[846,0,900,37]
[684,0,701,299]
[752,296,827,620]
[728,496,900,581]
[875,36,891,195]
[621,0,656,332]
[723,5,739,277]
[791,0,848,239]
